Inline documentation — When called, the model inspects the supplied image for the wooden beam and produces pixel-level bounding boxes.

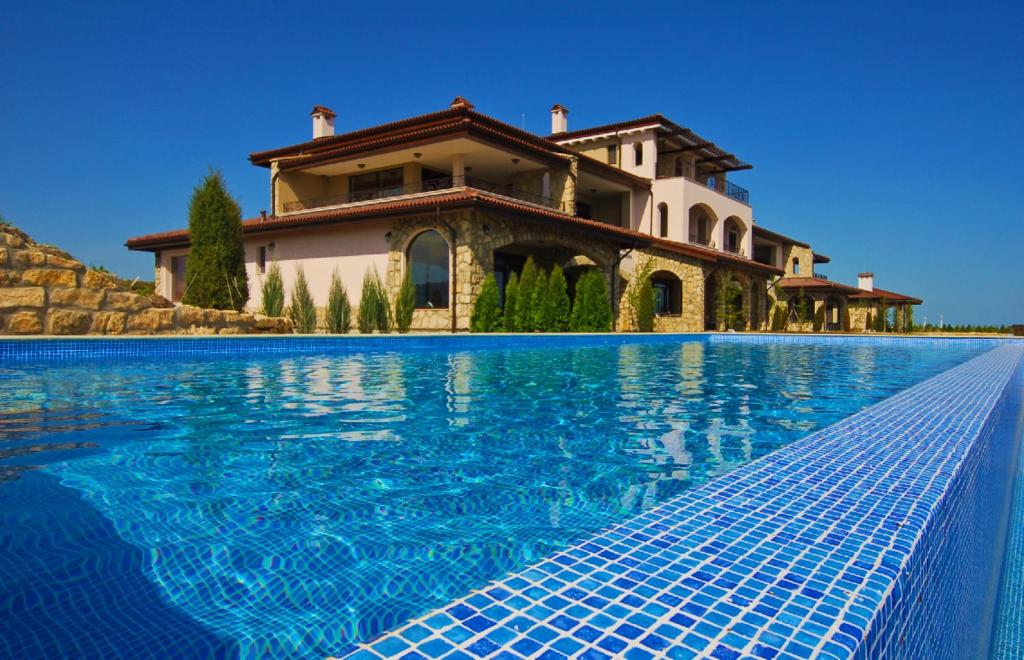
[696,153,737,164]
[659,142,714,156]
[706,164,753,174]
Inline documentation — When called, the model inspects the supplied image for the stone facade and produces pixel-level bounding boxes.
[0,224,291,335]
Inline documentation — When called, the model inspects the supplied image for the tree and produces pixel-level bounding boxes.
[570,270,612,332]
[182,170,249,311]
[287,265,317,333]
[501,272,519,332]
[636,276,655,332]
[325,270,352,334]
[904,306,915,333]
[625,256,655,331]
[530,269,550,332]
[718,278,744,330]
[357,267,390,333]
[514,257,538,332]
[260,261,285,317]
[546,265,571,332]
[470,274,502,332]
[394,268,415,333]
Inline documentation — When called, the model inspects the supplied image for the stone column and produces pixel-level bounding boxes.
[452,154,465,186]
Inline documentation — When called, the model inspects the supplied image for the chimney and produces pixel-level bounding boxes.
[311,105,336,139]
[551,104,569,134]
[858,272,874,292]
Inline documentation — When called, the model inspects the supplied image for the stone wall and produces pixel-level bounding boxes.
[0,224,291,335]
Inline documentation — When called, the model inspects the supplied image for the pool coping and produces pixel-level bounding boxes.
[335,341,1024,659]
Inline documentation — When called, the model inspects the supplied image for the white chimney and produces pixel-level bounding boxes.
[550,104,569,134]
[311,105,336,139]
[858,272,874,292]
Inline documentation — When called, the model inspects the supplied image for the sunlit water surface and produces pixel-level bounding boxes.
[0,340,988,657]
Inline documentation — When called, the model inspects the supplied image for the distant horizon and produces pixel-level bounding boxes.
[1,2,1021,324]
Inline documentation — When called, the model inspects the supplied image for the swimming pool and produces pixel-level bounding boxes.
[0,336,1011,658]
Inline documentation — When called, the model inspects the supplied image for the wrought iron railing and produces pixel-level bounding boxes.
[657,172,751,206]
[282,176,557,213]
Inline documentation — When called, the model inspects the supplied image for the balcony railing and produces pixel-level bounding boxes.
[657,172,751,206]
[281,176,558,213]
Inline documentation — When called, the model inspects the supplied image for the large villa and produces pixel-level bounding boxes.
[126,97,921,333]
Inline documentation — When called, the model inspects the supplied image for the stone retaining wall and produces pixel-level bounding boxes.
[0,225,291,335]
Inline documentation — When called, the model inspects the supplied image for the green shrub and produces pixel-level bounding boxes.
[287,265,317,333]
[260,262,285,317]
[625,256,655,331]
[636,276,655,332]
[570,270,612,332]
[394,269,415,333]
[717,278,744,330]
[325,271,351,334]
[545,265,571,332]
[181,170,249,311]
[501,272,519,332]
[770,302,787,332]
[514,257,538,332]
[357,267,390,334]
[470,274,502,332]
[530,269,550,332]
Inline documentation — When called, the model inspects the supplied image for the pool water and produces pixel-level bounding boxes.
[0,339,988,658]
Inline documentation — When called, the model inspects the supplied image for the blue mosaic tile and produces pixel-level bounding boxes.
[344,343,1024,658]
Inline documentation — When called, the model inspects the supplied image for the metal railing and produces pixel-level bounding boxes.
[282,176,557,213]
[657,172,751,206]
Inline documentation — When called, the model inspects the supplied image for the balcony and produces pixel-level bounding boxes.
[281,175,559,214]
[657,173,750,206]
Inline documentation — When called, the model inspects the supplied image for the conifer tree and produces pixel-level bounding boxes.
[530,269,550,332]
[325,271,352,334]
[287,265,317,333]
[470,274,502,332]
[357,267,390,333]
[636,276,655,332]
[502,272,519,332]
[260,261,285,317]
[394,268,415,333]
[514,257,538,332]
[182,171,249,310]
[546,265,571,332]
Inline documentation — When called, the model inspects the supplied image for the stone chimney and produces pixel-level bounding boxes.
[311,105,336,139]
[550,104,569,134]
[858,272,874,292]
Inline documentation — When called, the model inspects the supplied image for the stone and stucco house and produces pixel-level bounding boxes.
[126,98,920,333]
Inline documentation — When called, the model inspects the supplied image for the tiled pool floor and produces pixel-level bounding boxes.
[346,344,1024,659]
[993,408,1024,659]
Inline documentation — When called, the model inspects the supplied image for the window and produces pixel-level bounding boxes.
[793,257,801,275]
[257,246,267,274]
[633,143,643,166]
[651,273,682,315]
[349,167,404,201]
[408,230,449,308]
[607,144,618,165]
[658,203,669,237]
[171,255,187,302]
[674,157,684,177]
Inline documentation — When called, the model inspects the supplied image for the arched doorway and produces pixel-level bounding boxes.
[407,229,450,308]
[651,270,682,316]
[689,204,717,247]
[787,294,815,329]
[825,295,846,332]
[705,273,744,331]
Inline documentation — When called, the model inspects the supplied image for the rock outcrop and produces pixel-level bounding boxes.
[0,224,291,335]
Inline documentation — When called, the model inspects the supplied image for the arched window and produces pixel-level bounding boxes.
[658,203,669,237]
[792,257,801,275]
[651,271,682,315]
[633,143,643,166]
[674,157,683,177]
[407,230,449,308]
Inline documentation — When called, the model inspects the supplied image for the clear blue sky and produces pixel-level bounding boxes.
[2,1,1021,324]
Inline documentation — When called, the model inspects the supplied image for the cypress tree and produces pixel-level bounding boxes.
[636,276,655,332]
[325,270,352,334]
[287,265,317,333]
[358,267,390,333]
[394,268,415,333]
[182,171,249,311]
[514,257,538,332]
[546,265,571,332]
[570,270,611,332]
[260,261,285,317]
[590,270,613,331]
[470,274,502,332]
[530,269,550,332]
[569,271,590,332]
[502,272,519,332]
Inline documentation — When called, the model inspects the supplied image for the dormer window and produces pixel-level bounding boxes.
[633,143,643,166]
